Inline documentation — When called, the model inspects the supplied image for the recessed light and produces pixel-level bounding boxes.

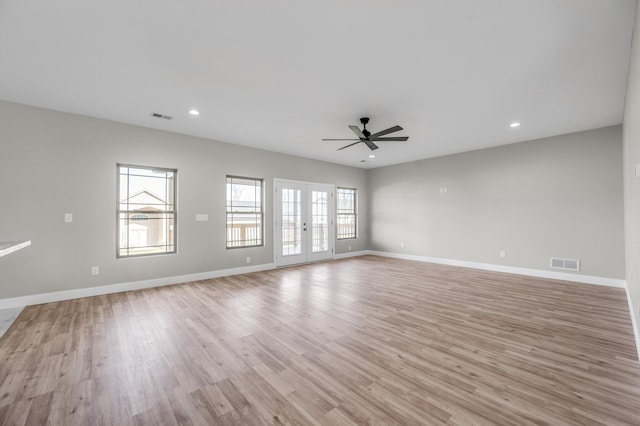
[510,122,521,128]
[369,154,375,158]
[189,109,200,116]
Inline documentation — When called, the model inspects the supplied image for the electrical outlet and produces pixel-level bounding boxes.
[246,256,251,264]
[500,250,506,258]
[91,266,99,276]
[348,245,352,251]
[400,242,405,249]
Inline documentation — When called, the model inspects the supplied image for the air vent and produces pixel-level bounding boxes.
[550,258,580,271]
[151,112,173,120]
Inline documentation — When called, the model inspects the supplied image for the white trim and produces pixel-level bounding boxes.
[0,263,276,310]
[273,177,334,187]
[333,250,371,260]
[624,283,640,362]
[368,251,626,288]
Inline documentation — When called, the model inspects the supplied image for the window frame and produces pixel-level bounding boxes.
[226,175,264,249]
[336,187,358,240]
[116,163,178,258]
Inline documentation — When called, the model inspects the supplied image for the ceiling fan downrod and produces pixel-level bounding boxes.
[360,117,370,139]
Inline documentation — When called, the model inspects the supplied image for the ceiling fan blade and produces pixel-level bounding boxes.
[369,125,403,139]
[337,141,361,151]
[372,136,409,141]
[349,125,366,139]
[322,138,360,141]
[363,140,379,150]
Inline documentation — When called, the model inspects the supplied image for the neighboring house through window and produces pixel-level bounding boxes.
[117,164,177,257]
[226,176,263,248]
[337,187,357,239]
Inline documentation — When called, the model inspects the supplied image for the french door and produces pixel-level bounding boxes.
[274,179,334,266]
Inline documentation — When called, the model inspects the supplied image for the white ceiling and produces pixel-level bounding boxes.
[0,0,636,168]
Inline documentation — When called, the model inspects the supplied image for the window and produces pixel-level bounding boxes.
[226,176,263,248]
[337,187,357,239]
[117,164,176,257]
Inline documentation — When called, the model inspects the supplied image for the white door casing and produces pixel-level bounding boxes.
[274,179,334,267]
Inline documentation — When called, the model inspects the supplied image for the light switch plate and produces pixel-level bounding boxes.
[195,214,209,222]
[64,213,73,223]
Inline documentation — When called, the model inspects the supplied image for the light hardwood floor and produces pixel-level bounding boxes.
[0,255,639,425]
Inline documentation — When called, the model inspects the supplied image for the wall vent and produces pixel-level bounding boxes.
[550,257,580,271]
[151,112,173,120]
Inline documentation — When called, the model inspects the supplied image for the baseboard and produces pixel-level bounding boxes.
[368,251,626,288]
[0,250,629,313]
[0,263,276,310]
[3,250,637,359]
[0,252,367,309]
[333,250,371,260]
[624,284,640,362]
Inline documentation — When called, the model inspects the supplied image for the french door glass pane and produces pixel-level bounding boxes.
[311,191,328,253]
[282,188,302,255]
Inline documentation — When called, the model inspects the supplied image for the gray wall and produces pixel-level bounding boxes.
[624,4,640,328]
[0,100,368,299]
[0,99,629,301]
[368,126,625,279]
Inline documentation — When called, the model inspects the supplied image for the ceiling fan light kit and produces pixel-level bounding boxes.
[322,117,409,151]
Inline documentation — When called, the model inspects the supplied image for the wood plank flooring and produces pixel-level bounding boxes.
[0,255,639,425]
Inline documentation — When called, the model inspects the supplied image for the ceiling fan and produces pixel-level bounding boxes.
[322,117,408,151]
